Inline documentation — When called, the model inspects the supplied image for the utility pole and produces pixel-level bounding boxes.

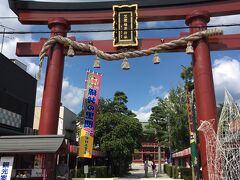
[155,129,162,174]
[1,28,5,53]
[158,143,161,173]
[168,116,172,165]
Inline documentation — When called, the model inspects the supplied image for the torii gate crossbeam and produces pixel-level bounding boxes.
[15,34,240,56]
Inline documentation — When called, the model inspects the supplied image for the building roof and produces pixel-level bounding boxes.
[0,135,67,154]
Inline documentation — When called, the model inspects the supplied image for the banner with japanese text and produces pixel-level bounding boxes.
[78,70,102,158]
[0,156,14,180]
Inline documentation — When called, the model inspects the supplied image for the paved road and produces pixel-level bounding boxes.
[117,163,181,180]
[72,163,183,180]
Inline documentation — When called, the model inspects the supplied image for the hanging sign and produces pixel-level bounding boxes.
[113,4,138,47]
[0,157,14,180]
[78,70,102,158]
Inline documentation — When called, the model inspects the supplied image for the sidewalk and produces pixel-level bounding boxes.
[72,163,183,180]
[118,163,182,179]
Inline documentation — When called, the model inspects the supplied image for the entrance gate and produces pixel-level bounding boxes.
[8,1,240,179]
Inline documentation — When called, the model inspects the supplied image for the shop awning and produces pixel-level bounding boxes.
[172,147,191,158]
[0,135,68,154]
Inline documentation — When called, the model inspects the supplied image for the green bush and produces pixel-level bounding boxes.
[164,164,167,173]
[163,165,192,179]
[171,165,181,179]
[106,166,112,177]
[93,166,108,177]
[70,168,85,178]
[179,167,192,180]
[70,166,109,178]
[165,164,173,178]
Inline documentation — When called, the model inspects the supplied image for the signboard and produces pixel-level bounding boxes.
[0,157,14,180]
[78,70,102,158]
[113,4,138,47]
[31,169,46,178]
[34,154,45,169]
[84,165,88,174]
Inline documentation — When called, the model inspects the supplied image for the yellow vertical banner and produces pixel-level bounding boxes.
[78,129,94,158]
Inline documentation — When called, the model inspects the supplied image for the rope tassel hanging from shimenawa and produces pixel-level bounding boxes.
[67,45,75,57]
[94,55,101,68]
[121,57,130,70]
[153,52,160,64]
[186,41,194,54]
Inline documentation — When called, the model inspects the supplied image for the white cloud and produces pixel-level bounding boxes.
[0,1,38,77]
[61,79,85,113]
[36,83,44,106]
[144,21,159,28]
[212,56,240,103]
[149,85,163,96]
[132,99,158,122]
[70,23,112,40]
[36,78,84,113]
[2,36,39,77]
[210,15,240,34]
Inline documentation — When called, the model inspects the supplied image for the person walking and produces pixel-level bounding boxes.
[144,160,150,177]
[151,161,157,178]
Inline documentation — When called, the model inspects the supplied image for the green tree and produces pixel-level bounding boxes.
[94,91,143,176]
[149,98,169,146]
[142,123,156,143]
[149,86,189,152]
[167,86,189,151]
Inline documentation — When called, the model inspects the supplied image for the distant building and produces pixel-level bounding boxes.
[10,59,27,71]
[34,106,77,141]
[0,53,37,135]
[132,122,166,163]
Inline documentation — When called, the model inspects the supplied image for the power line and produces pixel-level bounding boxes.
[0,24,15,30]
[0,17,18,19]
[0,23,239,35]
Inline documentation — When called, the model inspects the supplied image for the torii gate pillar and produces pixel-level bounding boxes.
[186,10,217,180]
[38,18,70,135]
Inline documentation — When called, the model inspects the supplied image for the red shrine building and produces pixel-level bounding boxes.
[133,143,165,164]
[132,122,166,163]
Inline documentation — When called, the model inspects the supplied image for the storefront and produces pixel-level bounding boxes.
[0,135,68,179]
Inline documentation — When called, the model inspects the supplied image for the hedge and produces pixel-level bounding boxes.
[179,167,192,180]
[70,166,111,178]
[164,164,192,180]
[165,164,173,178]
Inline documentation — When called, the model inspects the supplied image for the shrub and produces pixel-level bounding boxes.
[171,165,181,179]
[70,166,109,178]
[165,164,173,178]
[164,164,167,173]
[94,166,108,177]
[179,167,192,180]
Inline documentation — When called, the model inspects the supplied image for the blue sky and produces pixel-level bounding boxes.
[1,1,240,121]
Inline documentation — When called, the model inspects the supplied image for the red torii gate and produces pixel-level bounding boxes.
[8,0,240,179]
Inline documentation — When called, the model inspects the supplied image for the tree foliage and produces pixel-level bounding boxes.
[149,86,189,151]
[94,91,143,176]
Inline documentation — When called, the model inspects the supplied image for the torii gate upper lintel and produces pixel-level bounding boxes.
[8,1,240,180]
[8,0,240,24]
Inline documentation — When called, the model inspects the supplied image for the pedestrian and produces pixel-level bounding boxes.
[56,156,69,180]
[144,159,150,177]
[151,161,157,178]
